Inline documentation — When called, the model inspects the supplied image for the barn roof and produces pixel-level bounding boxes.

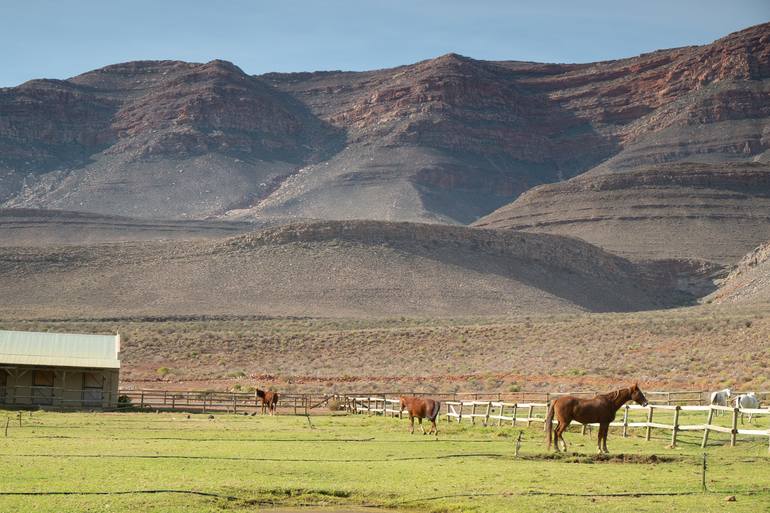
[0,330,120,369]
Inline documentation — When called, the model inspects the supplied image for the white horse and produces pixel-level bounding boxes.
[733,393,760,424]
[710,388,731,415]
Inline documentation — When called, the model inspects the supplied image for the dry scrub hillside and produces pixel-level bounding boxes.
[0,221,713,319]
[2,305,768,392]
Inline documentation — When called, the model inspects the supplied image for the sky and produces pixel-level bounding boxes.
[0,0,768,87]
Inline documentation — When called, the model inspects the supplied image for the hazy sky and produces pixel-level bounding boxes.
[1,0,768,87]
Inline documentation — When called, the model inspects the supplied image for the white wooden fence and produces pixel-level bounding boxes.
[348,396,770,452]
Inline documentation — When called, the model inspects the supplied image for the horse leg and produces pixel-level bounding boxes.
[419,417,426,435]
[550,421,560,452]
[596,424,604,454]
[602,424,610,454]
[559,423,569,452]
[409,415,415,434]
[555,421,569,452]
[597,424,609,454]
[430,418,438,436]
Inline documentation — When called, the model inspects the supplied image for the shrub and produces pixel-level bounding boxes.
[117,395,133,410]
[327,398,345,412]
[156,367,170,378]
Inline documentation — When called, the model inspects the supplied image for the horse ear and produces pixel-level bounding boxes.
[633,382,638,390]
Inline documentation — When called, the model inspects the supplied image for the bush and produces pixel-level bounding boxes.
[156,367,170,378]
[117,395,133,410]
[327,398,345,412]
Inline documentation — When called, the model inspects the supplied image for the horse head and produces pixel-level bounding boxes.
[630,383,648,407]
[399,396,407,413]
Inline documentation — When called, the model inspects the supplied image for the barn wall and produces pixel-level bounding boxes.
[0,366,119,408]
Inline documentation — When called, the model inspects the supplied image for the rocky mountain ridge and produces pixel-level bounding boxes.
[1,23,768,259]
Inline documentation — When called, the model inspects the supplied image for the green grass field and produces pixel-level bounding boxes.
[0,410,768,513]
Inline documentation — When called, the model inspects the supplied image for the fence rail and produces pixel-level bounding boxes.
[115,389,334,415]
[347,395,770,452]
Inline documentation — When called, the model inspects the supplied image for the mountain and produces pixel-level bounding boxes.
[475,23,770,264]
[705,240,770,304]
[475,161,770,264]
[2,23,767,232]
[0,221,716,319]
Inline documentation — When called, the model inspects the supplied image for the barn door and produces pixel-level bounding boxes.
[32,370,54,405]
[82,372,104,407]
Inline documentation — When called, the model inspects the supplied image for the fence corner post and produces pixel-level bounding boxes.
[671,405,680,447]
[701,406,714,448]
[622,404,629,437]
[645,405,653,441]
[730,407,739,447]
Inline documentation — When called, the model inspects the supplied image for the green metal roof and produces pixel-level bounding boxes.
[0,330,120,369]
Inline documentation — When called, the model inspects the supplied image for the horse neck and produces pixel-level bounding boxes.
[610,388,632,411]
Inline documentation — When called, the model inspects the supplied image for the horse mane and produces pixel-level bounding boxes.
[598,387,631,406]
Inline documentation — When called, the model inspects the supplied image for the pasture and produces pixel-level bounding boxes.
[1,410,768,512]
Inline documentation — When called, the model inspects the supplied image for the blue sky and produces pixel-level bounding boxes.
[0,0,767,87]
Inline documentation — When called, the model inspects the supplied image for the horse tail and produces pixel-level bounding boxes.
[430,400,441,421]
[545,401,555,450]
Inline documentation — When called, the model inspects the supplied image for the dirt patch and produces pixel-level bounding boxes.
[521,453,681,464]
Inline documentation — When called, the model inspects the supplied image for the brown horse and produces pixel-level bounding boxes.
[399,396,441,435]
[546,383,648,454]
[256,389,278,415]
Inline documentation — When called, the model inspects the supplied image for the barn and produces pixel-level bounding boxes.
[0,330,121,409]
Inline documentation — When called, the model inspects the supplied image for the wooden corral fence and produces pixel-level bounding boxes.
[116,389,339,415]
[347,395,770,452]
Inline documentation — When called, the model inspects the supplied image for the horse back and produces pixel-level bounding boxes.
[554,395,617,424]
[402,396,439,419]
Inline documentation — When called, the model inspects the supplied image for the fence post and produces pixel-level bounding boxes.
[497,404,504,427]
[671,405,680,447]
[171,394,176,410]
[471,402,477,425]
[645,406,653,441]
[527,405,534,427]
[140,391,144,410]
[233,394,237,414]
[730,407,738,447]
[484,402,491,427]
[701,406,715,448]
[622,405,629,437]
[512,404,517,427]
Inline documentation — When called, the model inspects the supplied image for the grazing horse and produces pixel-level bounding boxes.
[256,389,278,415]
[710,388,731,416]
[734,392,760,424]
[546,383,648,454]
[399,396,441,435]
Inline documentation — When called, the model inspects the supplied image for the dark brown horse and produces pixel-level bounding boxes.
[546,383,648,454]
[256,389,278,415]
[399,396,441,435]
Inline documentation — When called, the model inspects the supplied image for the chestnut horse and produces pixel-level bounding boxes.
[546,383,648,454]
[256,389,278,415]
[400,396,441,435]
